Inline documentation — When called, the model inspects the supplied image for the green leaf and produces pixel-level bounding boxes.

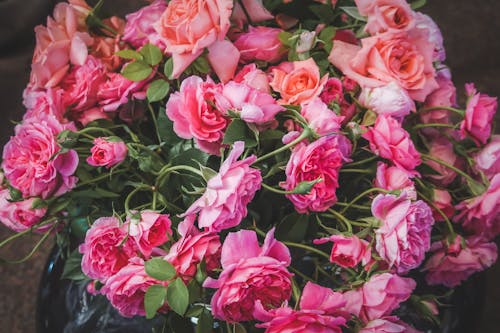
[71,188,120,199]
[122,61,152,82]
[278,31,293,47]
[222,119,258,147]
[340,6,367,22]
[147,79,170,102]
[411,0,427,10]
[157,108,182,144]
[115,49,144,61]
[361,110,377,126]
[140,44,163,66]
[62,250,87,281]
[277,213,309,242]
[31,198,48,209]
[145,258,176,281]
[145,284,168,319]
[318,26,336,53]
[171,148,210,169]
[185,304,205,318]
[164,58,174,79]
[190,56,210,74]
[167,278,189,316]
[195,309,213,333]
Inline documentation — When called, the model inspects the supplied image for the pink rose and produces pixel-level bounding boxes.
[282,135,352,213]
[319,77,344,105]
[363,115,421,174]
[122,0,167,50]
[183,142,262,232]
[414,12,445,62]
[372,192,435,273]
[234,64,270,92]
[374,162,416,199]
[359,82,415,120]
[166,76,229,155]
[79,217,137,282]
[97,72,148,112]
[431,189,454,222]
[455,174,500,240]
[255,282,347,333]
[425,236,497,287]
[270,58,328,105]
[203,229,292,322]
[2,115,79,199]
[460,83,497,146]
[301,98,344,136]
[421,73,456,137]
[475,135,500,180]
[90,17,126,71]
[0,189,47,232]
[360,317,421,333]
[23,88,66,123]
[329,31,438,102]
[124,211,173,258]
[86,137,128,169]
[233,26,286,64]
[101,257,168,318]
[313,234,371,268]
[355,0,415,34]
[424,137,463,186]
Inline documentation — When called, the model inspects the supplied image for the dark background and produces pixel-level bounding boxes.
[0,0,499,332]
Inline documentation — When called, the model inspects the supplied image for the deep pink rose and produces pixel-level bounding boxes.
[363,115,421,174]
[203,229,292,322]
[97,72,147,112]
[424,137,463,186]
[2,115,78,199]
[124,211,173,258]
[86,137,128,169]
[329,31,438,102]
[0,189,47,232]
[355,0,415,34]
[233,26,285,64]
[455,174,500,240]
[375,162,416,199]
[460,83,497,146]
[255,281,347,333]
[301,98,344,136]
[475,135,500,180]
[425,236,497,287]
[165,76,229,155]
[79,217,137,282]
[122,0,167,50]
[360,316,421,333]
[23,88,66,123]
[319,77,344,105]
[101,257,169,318]
[372,193,435,273]
[421,72,456,137]
[359,82,415,120]
[282,135,352,213]
[431,189,454,222]
[270,58,328,105]
[314,234,371,268]
[234,64,270,92]
[183,142,262,232]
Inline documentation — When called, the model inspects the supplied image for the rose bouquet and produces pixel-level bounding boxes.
[1,0,499,332]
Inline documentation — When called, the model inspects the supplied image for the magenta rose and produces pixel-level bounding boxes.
[233,26,285,64]
[359,82,415,120]
[124,211,173,258]
[301,98,344,136]
[2,114,78,199]
[97,72,148,112]
[363,115,421,174]
[425,236,497,287]
[374,162,416,199]
[431,189,454,222]
[282,135,352,213]
[0,189,47,232]
[79,217,137,282]
[183,141,262,232]
[314,234,371,268]
[319,77,344,105]
[475,135,500,180]
[460,83,497,146]
[372,192,435,273]
[203,229,292,322]
[86,137,128,169]
[122,0,167,50]
[355,0,415,34]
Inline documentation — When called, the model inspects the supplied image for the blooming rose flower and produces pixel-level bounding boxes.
[86,137,128,169]
[319,78,356,123]
[414,12,445,62]
[314,234,371,268]
[231,0,273,29]
[270,58,328,105]
[424,137,463,186]
[101,257,168,318]
[475,135,500,180]
[97,72,148,112]
[233,64,270,92]
[374,162,416,199]
[166,76,229,155]
[183,141,262,232]
[203,229,292,322]
[359,82,415,120]
[425,236,497,287]
[460,83,497,146]
[329,31,438,102]
[124,211,173,258]
[282,135,352,213]
[79,216,137,282]
[455,174,500,240]
[360,316,421,333]
[301,98,344,136]
[431,189,454,221]
[363,115,421,174]
[2,115,78,199]
[372,192,435,273]
[255,281,347,332]
[0,189,47,232]
[233,26,285,64]
[122,0,167,50]
[23,88,66,123]
[355,0,415,34]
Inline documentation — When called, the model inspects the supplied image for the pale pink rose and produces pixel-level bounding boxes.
[270,58,328,105]
[0,189,47,232]
[79,217,137,282]
[374,162,416,200]
[234,64,270,92]
[233,26,286,64]
[414,12,445,62]
[165,76,229,155]
[421,73,456,137]
[122,0,167,50]
[154,0,238,81]
[124,211,173,257]
[90,17,126,71]
[23,88,67,123]
[372,192,435,273]
[314,234,371,268]
[359,82,415,120]
[460,83,497,146]
[455,174,500,240]
[97,72,148,112]
[301,98,344,136]
[183,141,262,232]
[203,229,292,322]
[359,317,407,333]
[363,115,421,174]
[432,189,454,222]
[74,106,112,126]
[425,236,498,287]
[355,0,415,34]
[424,137,463,186]
[254,281,347,333]
[86,137,128,169]
[329,31,438,102]
[101,257,169,318]
[282,135,352,213]
[2,115,78,199]
[475,135,500,179]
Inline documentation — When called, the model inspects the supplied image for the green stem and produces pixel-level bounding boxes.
[148,103,162,144]
[261,182,293,195]
[75,169,127,188]
[417,190,455,238]
[254,127,312,164]
[155,165,204,189]
[421,153,480,185]
[283,241,331,261]
[339,169,373,174]
[340,187,390,214]
[418,106,465,116]
[334,202,371,210]
[0,218,56,248]
[77,127,115,137]
[326,209,352,233]
[289,266,314,283]
[124,185,153,214]
[344,155,378,167]
[412,123,457,130]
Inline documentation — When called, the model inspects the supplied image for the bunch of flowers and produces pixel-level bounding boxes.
[1,0,499,332]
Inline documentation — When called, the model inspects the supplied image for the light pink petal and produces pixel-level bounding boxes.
[207,40,240,83]
[220,229,261,268]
